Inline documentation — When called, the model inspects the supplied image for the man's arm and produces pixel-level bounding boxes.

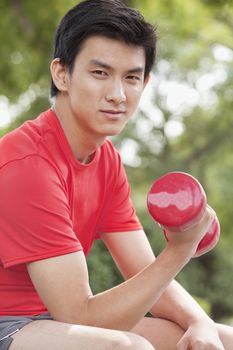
[27,243,190,330]
[27,210,212,331]
[102,229,213,329]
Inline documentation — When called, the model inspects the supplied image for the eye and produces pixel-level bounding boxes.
[126,75,141,82]
[92,70,108,77]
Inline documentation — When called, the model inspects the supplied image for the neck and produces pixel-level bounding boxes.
[52,98,105,164]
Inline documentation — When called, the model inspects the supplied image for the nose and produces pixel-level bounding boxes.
[105,80,126,104]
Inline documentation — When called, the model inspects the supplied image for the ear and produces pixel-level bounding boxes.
[50,58,69,93]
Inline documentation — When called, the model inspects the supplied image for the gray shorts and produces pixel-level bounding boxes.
[0,313,52,350]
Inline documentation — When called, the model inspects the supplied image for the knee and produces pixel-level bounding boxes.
[114,332,155,350]
[129,333,155,350]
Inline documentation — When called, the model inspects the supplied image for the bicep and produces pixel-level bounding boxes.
[101,230,156,280]
[27,251,92,323]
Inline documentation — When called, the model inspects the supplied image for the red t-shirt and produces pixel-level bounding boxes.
[0,109,142,316]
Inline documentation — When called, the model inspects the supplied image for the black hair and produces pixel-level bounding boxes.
[51,0,157,96]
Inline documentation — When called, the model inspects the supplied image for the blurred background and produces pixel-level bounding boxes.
[1,0,233,323]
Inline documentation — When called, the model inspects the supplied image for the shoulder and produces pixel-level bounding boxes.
[98,139,129,189]
[100,138,122,167]
[0,155,64,198]
[0,109,55,168]
[97,139,126,184]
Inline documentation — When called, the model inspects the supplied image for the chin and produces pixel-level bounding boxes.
[105,130,124,137]
[106,124,127,136]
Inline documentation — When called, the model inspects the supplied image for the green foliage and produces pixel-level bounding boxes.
[1,0,233,321]
[87,239,123,294]
[0,0,79,101]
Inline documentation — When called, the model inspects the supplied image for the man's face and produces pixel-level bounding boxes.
[59,35,147,139]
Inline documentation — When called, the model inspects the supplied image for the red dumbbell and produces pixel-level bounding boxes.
[147,172,220,257]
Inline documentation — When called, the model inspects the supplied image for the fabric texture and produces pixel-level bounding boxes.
[0,109,142,316]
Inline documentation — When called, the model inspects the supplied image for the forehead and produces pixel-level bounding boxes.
[75,35,146,70]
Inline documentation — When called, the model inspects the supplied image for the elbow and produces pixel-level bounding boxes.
[49,297,91,326]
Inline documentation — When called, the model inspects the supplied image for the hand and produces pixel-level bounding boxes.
[165,206,215,257]
[177,319,225,350]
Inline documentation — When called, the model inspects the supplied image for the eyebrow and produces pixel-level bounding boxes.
[88,59,144,75]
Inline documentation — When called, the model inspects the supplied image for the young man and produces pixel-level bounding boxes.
[0,1,232,349]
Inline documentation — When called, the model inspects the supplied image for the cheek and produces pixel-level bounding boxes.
[69,81,98,106]
[70,73,97,93]
[127,86,143,107]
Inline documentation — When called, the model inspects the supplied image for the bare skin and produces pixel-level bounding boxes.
[10,319,155,350]
[10,221,233,349]
[10,314,233,350]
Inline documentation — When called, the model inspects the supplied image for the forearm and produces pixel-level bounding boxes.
[31,213,213,330]
[83,210,213,330]
[81,244,193,330]
[150,279,213,330]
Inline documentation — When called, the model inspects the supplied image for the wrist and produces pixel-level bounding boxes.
[186,313,214,328]
[165,241,196,263]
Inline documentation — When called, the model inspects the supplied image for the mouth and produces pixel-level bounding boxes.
[100,109,125,114]
[100,109,126,120]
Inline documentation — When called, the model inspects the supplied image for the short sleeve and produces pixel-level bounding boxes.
[97,153,142,234]
[0,156,82,268]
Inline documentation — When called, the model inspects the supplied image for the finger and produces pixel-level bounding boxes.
[176,336,189,350]
[206,204,216,217]
[198,206,215,233]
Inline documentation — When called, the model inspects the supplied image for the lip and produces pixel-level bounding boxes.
[100,109,126,114]
[100,109,126,120]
